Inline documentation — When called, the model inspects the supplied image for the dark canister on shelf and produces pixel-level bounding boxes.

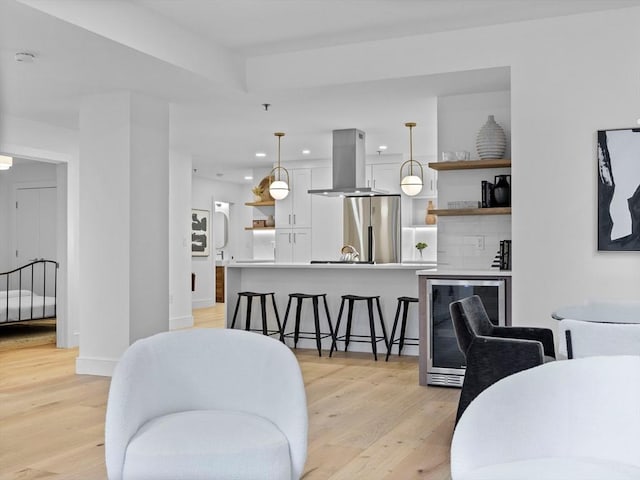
[493,175,511,207]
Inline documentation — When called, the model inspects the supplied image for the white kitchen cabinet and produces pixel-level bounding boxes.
[275,228,311,263]
[275,168,312,228]
[422,165,437,197]
[365,163,401,194]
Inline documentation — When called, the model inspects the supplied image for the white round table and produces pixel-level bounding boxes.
[552,301,640,323]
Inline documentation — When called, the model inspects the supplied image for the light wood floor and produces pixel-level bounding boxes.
[0,305,458,479]
[0,319,56,352]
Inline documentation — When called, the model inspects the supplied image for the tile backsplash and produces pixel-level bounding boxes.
[436,216,511,270]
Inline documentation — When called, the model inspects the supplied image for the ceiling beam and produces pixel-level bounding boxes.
[17,0,246,92]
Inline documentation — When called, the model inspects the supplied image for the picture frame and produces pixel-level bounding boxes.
[597,128,640,251]
[191,208,210,257]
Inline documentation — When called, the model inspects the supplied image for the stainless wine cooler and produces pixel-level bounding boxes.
[426,278,508,387]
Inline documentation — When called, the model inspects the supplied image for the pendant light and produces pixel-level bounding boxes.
[269,132,290,200]
[0,155,13,171]
[400,122,423,196]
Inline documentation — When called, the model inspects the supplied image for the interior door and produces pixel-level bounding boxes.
[16,187,57,267]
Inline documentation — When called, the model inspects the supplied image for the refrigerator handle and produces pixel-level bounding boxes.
[367,225,374,263]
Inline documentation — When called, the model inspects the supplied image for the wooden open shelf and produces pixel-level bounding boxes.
[244,226,275,231]
[429,207,511,216]
[428,159,511,171]
[245,200,275,207]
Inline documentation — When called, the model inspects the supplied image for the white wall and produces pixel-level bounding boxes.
[191,175,252,307]
[246,7,640,333]
[169,149,193,329]
[438,91,511,161]
[510,12,640,329]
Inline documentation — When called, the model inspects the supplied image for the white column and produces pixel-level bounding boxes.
[76,92,169,376]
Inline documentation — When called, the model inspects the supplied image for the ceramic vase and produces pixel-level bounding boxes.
[493,175,511,207]
[425,200,437,225]
[476,115,507,159]
[265,215,275,227]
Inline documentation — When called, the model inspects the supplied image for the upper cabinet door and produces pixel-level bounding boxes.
[274,178,294,228]
[372,163,402,194]
[274,167,312,228]
[423,167,437,197]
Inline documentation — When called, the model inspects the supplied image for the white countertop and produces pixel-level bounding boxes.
[227,261,437,270]
[416,268,512,276]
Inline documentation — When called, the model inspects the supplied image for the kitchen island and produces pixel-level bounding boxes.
[226,262,436,355]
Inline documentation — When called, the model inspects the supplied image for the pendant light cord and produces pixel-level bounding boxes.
[409,124,414,175]
[275,132,285,181]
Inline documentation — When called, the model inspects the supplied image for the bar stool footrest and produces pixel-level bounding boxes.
[283,331,334,340]
[245,329,282,337]
[334,334,387,343]
[388,337,419,346]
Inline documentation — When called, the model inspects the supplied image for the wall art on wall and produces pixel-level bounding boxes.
[597,128,640,251]
[191,209,210,257]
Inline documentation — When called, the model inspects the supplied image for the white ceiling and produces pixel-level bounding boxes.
[133,0,639,57]
[1,0,638,181]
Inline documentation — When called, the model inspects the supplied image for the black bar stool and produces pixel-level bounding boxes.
[385,296,419,361]
[230,291,283,339]
[281,293,335,356]
[330,294,388,361]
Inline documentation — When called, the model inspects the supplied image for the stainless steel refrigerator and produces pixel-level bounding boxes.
[343,195,401,263]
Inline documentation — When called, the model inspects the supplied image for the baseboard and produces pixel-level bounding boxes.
[75,356,118,377]
[191,298,214,309]
[170,315,194,330]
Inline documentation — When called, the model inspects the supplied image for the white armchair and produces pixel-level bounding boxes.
[105,328,308,480]
[451,356,640,480]
[558,318,640,359]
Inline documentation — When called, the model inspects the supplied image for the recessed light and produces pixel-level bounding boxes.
[302,149,310,155]
[15,52,35,63]
[244,176,253,180]
[255,152,266,157]
[378,145,388,150]
[0,155,13,170]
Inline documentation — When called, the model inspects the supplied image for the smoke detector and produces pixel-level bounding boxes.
[15,52,36,63]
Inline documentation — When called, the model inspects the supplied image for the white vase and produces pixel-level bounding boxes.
[476,115,507,159]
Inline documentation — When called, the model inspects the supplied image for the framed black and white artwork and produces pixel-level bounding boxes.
[191,209,210,257]
[598,128,640,251]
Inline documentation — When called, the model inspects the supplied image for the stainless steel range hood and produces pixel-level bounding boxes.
[308,128,388,196]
